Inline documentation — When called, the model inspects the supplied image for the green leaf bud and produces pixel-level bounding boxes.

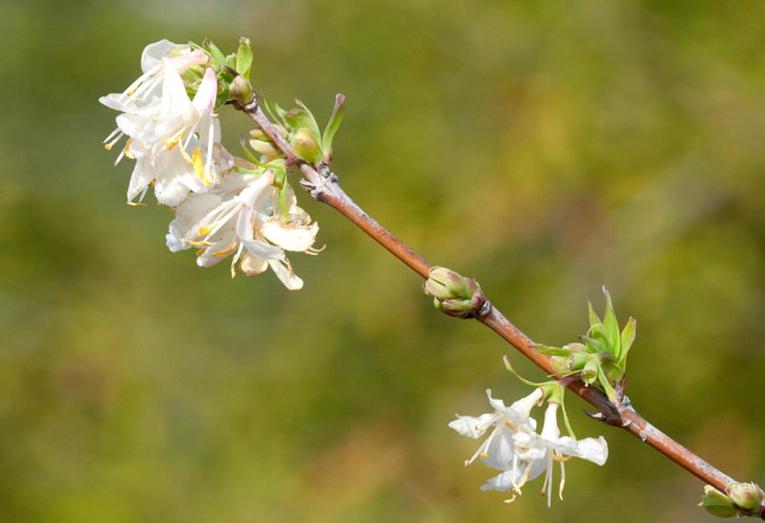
[581,356,599,385]
[699,485,738,518]
[424,267,487,319]
[290,128,323,164]
[228,76,254,105]
[249,139,279,158]
[728,482,763,512]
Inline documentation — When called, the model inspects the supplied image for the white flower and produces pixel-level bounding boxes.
[100,41,227,206]
[166,169,320,290]
[482,402,608,506]
[450,390,608,506]
[449,388,542,470]
[100,40,208,114]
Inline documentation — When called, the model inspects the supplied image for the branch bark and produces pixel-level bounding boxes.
[237,100,742,497]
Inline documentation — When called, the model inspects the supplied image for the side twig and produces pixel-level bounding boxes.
[237,100,740,496]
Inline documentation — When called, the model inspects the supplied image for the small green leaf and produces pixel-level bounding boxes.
[321,93,346,161]
[588,301,601,328]
[597,366,619,402]
[618,317,637,368]
[601,287,620,357]
[534,344,575,357]
[205,40,226,67]
[224,53,236,70]
[581,335,609,355]
[235,37,253,78]
[292,100,322,138]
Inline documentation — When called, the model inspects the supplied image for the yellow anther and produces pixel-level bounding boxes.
[192,148,205,181]
[198,226,211,236]
[213,242,238,258]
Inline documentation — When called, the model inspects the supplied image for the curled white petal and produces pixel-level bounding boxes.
[448,413,496,439]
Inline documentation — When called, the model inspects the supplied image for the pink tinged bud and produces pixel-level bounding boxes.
[192,68,218,113]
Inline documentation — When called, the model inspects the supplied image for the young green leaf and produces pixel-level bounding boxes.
[293,100,322,137]
[618,317,637,368]
[588,301,601,328]
[235,37,253,78]
[597,366,619,402]
[321,93,346,161]
[534,344,576,357]
[601,287,621,358]
[205,40,227,67]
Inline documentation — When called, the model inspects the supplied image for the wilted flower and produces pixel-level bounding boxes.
[166,169,320,289]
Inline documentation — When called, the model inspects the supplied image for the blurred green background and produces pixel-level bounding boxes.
[1,0,764,521]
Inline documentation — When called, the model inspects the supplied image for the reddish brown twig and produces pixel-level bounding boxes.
[237,100,741,497]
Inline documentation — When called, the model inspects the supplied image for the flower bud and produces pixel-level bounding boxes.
[249,139,279,157]
[699,485,738,518]
[290,128,323,164]
[728,482,763,512]
[229,76,254,105]
[424,267,487,319]
[581,356,599,386]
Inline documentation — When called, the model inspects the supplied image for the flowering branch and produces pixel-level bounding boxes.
[100,39,762,517]
[235,97,754,508]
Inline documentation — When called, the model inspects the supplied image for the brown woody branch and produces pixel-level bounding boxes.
[237,99,743,499]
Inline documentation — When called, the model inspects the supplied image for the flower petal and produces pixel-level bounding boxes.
[240,252,268,275]
[260,221,319,252]
[141,40,186,72]
[448,413,496,439]
[268,259,303,290]
[556,436,609,466]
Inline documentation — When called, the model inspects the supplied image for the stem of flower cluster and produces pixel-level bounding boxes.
[237,100,741,497]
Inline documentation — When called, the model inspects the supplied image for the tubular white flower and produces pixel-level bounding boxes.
[166,170,320,290]
[450,390,608,506]
[100,41,226,206]
[100,40,208,114]
[513,402,609,507]
[449,388,542,471]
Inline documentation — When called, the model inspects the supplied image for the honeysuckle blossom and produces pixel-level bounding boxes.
[450,390,608,506]
[100,40,208,114]
[449,388,542,469]
[166,169,320,290]
[100,41,226,206]
[486,401,608,505]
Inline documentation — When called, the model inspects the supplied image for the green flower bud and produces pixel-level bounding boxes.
[699,485,738,518]
[728,482,763,512]
[290,128,323,164]
[581,356,599,386]
[424,267,487,319]
[550,355,572,375]
[249,139,279,157]
[229,76,254,105]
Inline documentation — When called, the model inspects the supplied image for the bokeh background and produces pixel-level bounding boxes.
[1,0,764,521]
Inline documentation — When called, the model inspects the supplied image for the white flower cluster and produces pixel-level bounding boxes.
[100,40,319,289]
[449,388,608,506]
